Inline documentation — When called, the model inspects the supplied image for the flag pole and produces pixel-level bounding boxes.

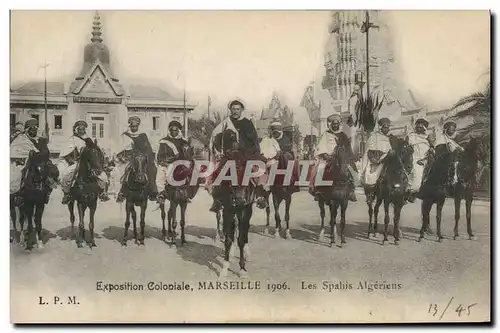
[207,95,211,161]
[38,62,50,142]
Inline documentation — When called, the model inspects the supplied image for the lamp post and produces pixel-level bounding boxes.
[38,62,50,142]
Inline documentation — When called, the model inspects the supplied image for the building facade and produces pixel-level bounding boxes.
[305,10,431,154]
[10,12,195,157]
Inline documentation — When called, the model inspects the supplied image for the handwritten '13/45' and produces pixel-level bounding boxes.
[429,297,477,319]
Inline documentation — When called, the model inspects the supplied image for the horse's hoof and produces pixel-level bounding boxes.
[180,239,186,246]
[285,230,292,240]
[219,261,230,279]
[394,240,400,246]
[469,235,477,241]
[38,241,44,249]
[139,240,145,246]
[121,240,127,246]
[319,229,325,241]
[77,242,83,248]
[453,234,459,240]
[243,245,251,262]
[239,269,249,279]
[438,237,444,243]
[273,231,280,239]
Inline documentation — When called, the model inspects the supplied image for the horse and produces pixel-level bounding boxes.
[159,145,200,246]
[452,137,489,240]
[263,150,299,239]
[365,137,414,245]
[16,151,58,250]
[67,142,112,239]
[69,139,106,248]
[119,151,150,246]
[216,128,256,279]
[315,144,353,248]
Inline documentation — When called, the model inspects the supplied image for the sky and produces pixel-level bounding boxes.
[10,10,490,130]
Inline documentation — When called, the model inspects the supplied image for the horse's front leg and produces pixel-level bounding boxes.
[138,201,147,246]
[329,201,337,247]
[393,203,402,245]
[273,195,282,239]
[34,203,46,249]
[122,200,132,246]
[87,199,97,248]
[373,197,383,237]
[238,206,252,278]
[160,203,167,242]
[264,193,271,235]
[436,197,445,242]
[465,194,475,240]
[76,203,85,248]
[219,207,236,279]
[318,200,326,241]
[130,202,138,245]
[179,202,187,245]
[68,200,76,229]
[216,210,224,243]
[168,202,177,244]
[454,195,461,240]
[284,195,292,239]
[367,197,374,238]
[419,199,433,242]
[382,199,390,245]
[339,200,348,246]
[24,204,35,250]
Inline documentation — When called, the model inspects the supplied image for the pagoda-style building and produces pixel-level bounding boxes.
[10,11,195,156]
[302,10,447,155]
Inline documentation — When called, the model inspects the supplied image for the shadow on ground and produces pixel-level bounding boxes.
[10,228,56,245]
[100,225,165,243]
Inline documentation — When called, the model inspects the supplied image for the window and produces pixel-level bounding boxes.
[92,123,97,138]
[54,115,63,129]
[91,116,104,121]
[172,115,181,121]
[10,114,16,128]
[31,114,39,124]
[153,116,160,130]
[99,123,104,138]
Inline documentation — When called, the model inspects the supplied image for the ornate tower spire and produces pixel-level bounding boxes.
[91,11,102,43]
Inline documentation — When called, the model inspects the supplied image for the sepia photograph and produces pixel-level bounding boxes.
[9,9,491,323]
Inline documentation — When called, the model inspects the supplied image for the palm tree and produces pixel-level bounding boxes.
[188,111,224,149]
[450,79,491,144]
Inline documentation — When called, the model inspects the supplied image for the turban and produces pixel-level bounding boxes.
[415,118,429,129]
[169,120,183,130]
[24,118,38,129]
[378,117,391,126]
[128,116,141,126]
[227,99,245,110]
[269,121,282,130]
[327,114,341,123]
[444,120,457,130]
[73,120,88,131]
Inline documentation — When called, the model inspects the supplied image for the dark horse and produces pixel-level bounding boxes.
[452,137,489,240]
[217,128,257,279]
[365,137,414,245]
[315,144,353,248]
[159,146,200,246]
[15,151,59,250]
[119,151,150,246]
[419,137,489,242]
[263,150,300,239]
[69,139,106,248]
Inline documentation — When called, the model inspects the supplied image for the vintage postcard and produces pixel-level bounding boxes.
[9,10,491,323]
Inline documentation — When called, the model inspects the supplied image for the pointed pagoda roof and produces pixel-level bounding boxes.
[68,11,125,96]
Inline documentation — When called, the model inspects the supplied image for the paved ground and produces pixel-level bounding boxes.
[10,189,491,323]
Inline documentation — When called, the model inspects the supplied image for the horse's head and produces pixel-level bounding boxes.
[129,151,149,185]
[79,141,105,180]
[221,128,240,157]
[327,144,351,180]
[25,152,48,191]
[465,137,490,165]
[386,137,414,189]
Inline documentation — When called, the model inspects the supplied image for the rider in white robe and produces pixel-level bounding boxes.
[10,118,59,200]
[360,117,393,187]
[433,118,464,188]
[406,118,432,201]
[59,120,109,204]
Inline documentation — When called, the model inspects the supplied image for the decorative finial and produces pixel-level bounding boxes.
[91,10,103,43]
